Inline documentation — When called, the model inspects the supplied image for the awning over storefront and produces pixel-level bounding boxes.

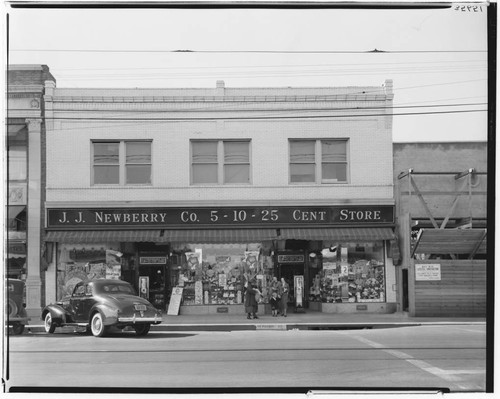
[45,228,397,244]
[7,257,26,276]
[411,228,487,258]
[278,227,395,241]
[8,205,26,221]
[44,230,161,243]
[159,229,278,243]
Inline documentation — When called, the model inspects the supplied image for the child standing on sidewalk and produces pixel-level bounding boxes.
[269,291,280,317]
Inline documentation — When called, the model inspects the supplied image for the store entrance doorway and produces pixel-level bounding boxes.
[279,263,305,310]
[138,262,168,310]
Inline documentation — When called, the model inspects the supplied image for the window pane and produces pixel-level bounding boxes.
[193,164,218,184]
[290,164,315,182]
[192,141,218,163]
[290,141,315,163]
[94,143,119,164]
[126,142,151,164]
[8,147,27,180]
[322,163,347,182]
[224,164,249,183]
[322,140,347,162]
[224,141,249,163]
[94,165,119,184]
[126,165,151,184]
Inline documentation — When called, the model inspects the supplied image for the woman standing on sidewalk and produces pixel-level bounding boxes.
[244,282,260,319]
[278,277,289,317]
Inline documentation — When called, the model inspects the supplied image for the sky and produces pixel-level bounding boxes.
[3,2,490,142]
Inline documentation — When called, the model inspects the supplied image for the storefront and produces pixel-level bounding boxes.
[44,204,398,314]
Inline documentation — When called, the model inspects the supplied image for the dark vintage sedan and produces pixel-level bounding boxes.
[41,279,162,337]
[7,278,30,335]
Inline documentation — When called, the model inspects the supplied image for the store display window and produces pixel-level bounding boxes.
[309,241,386,303]
[171,243,275,306]
[56,244,123,299]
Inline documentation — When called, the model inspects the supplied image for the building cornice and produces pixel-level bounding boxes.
[45,198,396,208]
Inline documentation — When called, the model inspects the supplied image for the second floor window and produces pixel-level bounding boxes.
[290,139,348,183]
[191,140,250,185]
[93,141,151,185]
[8,146,27,181]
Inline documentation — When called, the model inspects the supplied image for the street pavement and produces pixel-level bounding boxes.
[22,310,486,333]
[6,323,487,392]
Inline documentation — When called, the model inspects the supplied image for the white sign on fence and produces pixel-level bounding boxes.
[415,264,441,281]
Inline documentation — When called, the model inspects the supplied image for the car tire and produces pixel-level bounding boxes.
[11,323,25,335]
[8,299,18,317]
[134,323,151,336]
[90,312,107,337]
[44,312,56,334]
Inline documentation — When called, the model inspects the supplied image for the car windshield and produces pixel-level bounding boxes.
[99,283,135,295]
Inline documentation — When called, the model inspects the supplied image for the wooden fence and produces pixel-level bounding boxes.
[409,259,486,317]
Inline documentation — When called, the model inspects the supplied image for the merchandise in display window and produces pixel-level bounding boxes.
[56,244,124,300]
[309,241,386,303]
[171,243,275,306]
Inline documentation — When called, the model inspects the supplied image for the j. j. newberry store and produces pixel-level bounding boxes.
[42,78,399,316]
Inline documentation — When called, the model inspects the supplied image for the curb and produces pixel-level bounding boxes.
[19,319,485,334]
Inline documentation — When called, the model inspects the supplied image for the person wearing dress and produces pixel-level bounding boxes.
[244,282,260,319]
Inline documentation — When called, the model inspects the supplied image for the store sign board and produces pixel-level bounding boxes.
[140,257,167,265]
[46,205,395,229]
[8,242,26,255]
[167,286,184,316]
[278,254,304,263]
[294,275,304,308]
[415,264,442,281]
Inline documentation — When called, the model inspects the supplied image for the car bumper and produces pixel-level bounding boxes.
[118,315,162,324]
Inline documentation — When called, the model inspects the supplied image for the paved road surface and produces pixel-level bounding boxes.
[5,324,486,393]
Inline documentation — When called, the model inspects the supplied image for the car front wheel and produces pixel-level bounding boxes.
[44,312,56,334]
[134,323,151,336]
[90,312,107,337]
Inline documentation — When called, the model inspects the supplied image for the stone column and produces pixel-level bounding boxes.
[25,118,43,318]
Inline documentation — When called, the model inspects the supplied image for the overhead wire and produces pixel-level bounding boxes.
[10,49,487,54]
[40,108,487,122]
[8,102,487,114]
[51,58,488,72]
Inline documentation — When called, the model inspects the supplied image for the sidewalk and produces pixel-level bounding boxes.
[23,311,486,334]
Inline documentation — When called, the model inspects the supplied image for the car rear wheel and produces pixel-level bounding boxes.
[11,323,25,335]
[134,323,151,336]
[44,312,56,334]
[91,312,107,337]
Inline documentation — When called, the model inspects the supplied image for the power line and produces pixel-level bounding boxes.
[51,59,488,72]
[10,48,487,54]
[41,108,487,122]
[9,102,487,114]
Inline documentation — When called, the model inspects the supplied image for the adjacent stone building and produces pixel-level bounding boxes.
[7,65,56,317]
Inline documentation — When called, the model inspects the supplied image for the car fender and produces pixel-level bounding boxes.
[91,303,118,326]
[41,304,68,324]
